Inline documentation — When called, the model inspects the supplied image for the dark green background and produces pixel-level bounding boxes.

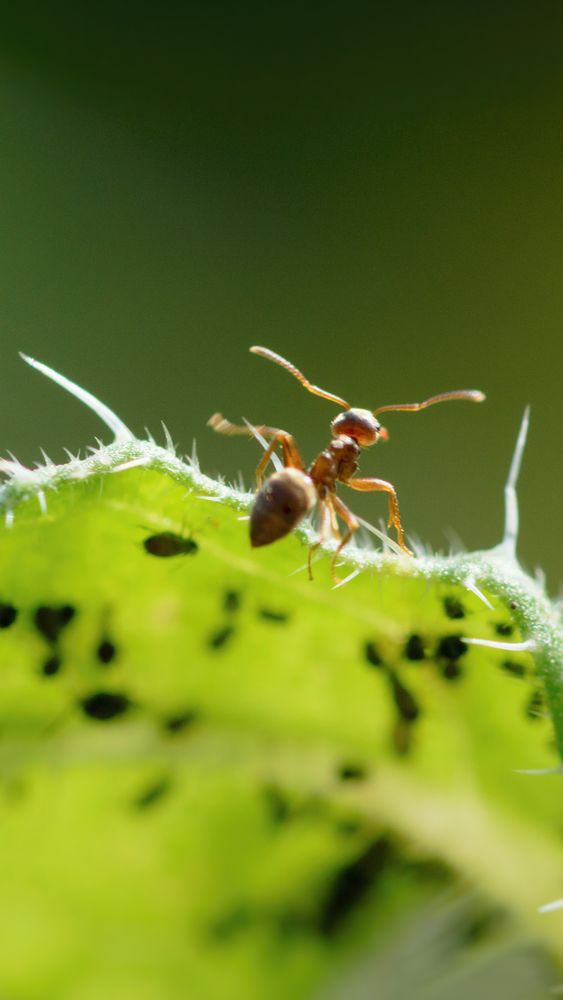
[0,2,561,585]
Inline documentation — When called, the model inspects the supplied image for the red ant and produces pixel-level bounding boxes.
[209,347,485,581]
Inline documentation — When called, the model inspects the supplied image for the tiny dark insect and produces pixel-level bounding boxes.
[162,709,199,733]
[443,596,465,620]
[364,639,383,668]
[41,654,62,677]
[143,532,198,557]
[404,633,425,661]
[97,639,117,665]
[258,607,289,623]
[0,602,18,629]
[209,347,485,581]
[34,604,76,644]
[80,691,131,721]
[208,624,235,650]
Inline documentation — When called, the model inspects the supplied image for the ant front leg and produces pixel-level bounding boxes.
[346,477,413,556]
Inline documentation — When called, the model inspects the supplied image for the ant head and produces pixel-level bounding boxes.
[250,468,316,547]
[331,408,388,447]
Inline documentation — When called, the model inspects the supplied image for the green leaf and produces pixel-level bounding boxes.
[0,358,561,999]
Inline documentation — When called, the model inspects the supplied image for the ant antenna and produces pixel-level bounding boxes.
[250,346,350,409]
[373,389,485,416]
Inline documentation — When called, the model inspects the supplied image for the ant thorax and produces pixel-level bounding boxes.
[309,435,360,490]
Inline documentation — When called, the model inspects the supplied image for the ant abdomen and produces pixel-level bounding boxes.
[250,469,316,548]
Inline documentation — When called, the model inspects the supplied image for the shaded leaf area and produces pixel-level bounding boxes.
[0,467,561,998]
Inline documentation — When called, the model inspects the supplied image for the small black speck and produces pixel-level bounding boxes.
[0,603,18,629]
[364,640,383,668]
[318,837,392,937]
[258,607,290,623]
[525,689,544,720]
[80,691,132,720]
[223,590,241,613]
[444,596,465,620]
[143,532,198,557]
[441,661,463,681]
[495,622,513,636]
[97,639,117,665]
[390,672,420,722]
[263,785,291,824]
[502,660,526,678]
[338,762,367,782]
[436,635,468,661]
[34,605,76,643]
[162,709,199,733]
[41,655,62,677]
[404,634,425,661]
[208,625,235,650]
[134,778,171,810]
[509,601,518,610]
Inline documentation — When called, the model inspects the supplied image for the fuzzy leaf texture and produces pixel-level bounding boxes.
[0,356,561,1000]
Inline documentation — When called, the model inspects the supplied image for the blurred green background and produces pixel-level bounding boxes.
[0,2,561,585]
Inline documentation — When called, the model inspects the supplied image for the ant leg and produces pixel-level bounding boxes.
[254,431,304,487]
[208,414,304,486]
[345,477,413,556]
[331,495,360,582]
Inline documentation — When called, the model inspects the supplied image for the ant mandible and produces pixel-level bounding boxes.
[209,346,485,581]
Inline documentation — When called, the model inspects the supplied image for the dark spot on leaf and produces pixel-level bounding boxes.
[441,661,463,681]
[404,634,425,661]
[364,640,382,668]
[258,607,290,623]
[338,762,367,782]
[393,718,413,756]
[443,596,465,620]
[495,622,513,636]
[223,590,241,613]
[509,601,518,610]
[389,672,420,722]
[318,836,392,937]
[97,639,117,665]
[143,532,198,557]
[80,691,131,720]
[41,655,62,677]
[263,785,291,824]
[0,603,18,629]
[162,709,199,733]
[134,777,171,810]
[436,635,468,661]
[34,605,76,643]
[525,689,544,720]
[502,660,526,678]
[208,625,235,650]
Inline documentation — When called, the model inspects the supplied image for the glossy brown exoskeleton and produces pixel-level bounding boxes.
[209,347,485,580]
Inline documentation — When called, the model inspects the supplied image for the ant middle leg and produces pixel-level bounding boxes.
[345,477,413,556]
[330,494,360,582]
